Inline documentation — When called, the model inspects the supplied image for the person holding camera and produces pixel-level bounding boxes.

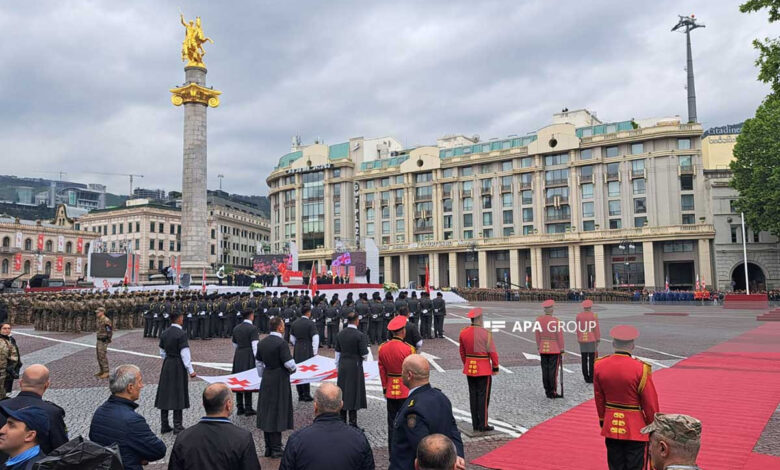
[0,323,20,399]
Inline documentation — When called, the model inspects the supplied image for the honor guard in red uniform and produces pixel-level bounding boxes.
[458,307,500,432]
[576,299,601,383]
[378,315,416,451]
[535,299,564,398]
[594,325,660,470]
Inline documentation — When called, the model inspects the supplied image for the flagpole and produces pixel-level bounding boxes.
[741,212,750,295]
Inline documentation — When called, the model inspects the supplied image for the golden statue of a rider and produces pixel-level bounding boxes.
[180,13,213,67]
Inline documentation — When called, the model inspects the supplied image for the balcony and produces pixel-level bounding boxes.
[578,174,593,184]
[414,211,431,219]
[545,178,568,187]
[461,189,472,197]
[518,181,533,190]
[363,200,374,208]
[500,184,512,193]
[414,194,432,202]
[631,169,646,179]
[605,172,620,182]
[442,190,452,198]
[481,187,492,195]
[545,196,569,206]
[0,246,20,254]
[679,164,695,175]
[546,214,571,223]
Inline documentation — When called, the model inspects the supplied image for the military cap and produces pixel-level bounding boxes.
[640,413,702,443]
[582,299,593,308]
[610,325,639,341]
[542,299,555,308]
[467,307,483,319]
[388,315,407,331]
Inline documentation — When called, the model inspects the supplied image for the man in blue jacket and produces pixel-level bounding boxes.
[89,364,166,470]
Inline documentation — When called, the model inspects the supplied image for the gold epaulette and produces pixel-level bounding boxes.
[594,354,611,363]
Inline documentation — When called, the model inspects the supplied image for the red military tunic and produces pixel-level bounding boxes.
[535,314,564,354]
[593,351,659,441]
[459,326,499,376]
[378,337,415,399]
[576,310,601,344]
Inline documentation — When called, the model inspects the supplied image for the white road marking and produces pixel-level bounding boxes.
[420,352,446,373]
[499,330,573,372]
[443,335,513,374]
[451,407,528,434]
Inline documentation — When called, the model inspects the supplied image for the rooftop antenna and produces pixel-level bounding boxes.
[672,14,705,123]
[217,174,224,191]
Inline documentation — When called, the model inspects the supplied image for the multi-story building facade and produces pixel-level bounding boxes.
[77,196,270,280]
[0,204,99,284]
[268,109,719,291]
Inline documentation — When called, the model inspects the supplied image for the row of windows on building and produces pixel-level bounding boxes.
[0,259,78,276]
[1,236,84,254]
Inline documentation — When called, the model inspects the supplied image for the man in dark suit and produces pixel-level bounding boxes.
[169,383,260,470]
[335,311,369,427]
[256,317,296,458]
[290,305,319,402]
[280,383,374,470]
[155,312,196,434]
[389,355,464,470]
[232,310,259,416]
[0,365,67,463]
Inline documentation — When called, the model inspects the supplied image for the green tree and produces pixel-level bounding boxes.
[741,0,780,94]
[730,93,780,236]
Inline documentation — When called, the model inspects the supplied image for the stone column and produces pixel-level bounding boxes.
[642,241,656,290]
[530,247,542,288]
[429,253,440,288]
[384,256,393,286]
[697,239,713,286]
[324,182,333,249]
[478,250,488,288]
[509,249,520,288]
[594,244,607,289]
[179,66,210,274]
[569,245,582,288]
[448,251,460,288]
[400,254,410,288]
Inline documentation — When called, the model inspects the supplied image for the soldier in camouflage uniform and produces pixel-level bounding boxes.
[95,306,112,379]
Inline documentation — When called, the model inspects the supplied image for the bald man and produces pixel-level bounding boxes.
[280,383,374,470]
[389,356,464,470]
[0,364,68,462]
[415,434,460,470]
[169,383,260,470]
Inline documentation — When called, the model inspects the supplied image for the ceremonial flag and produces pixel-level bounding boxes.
[321,263,328,276]
[75,257,82,274]
[424,264,431,294]
[56,256,63,272]
[15,232,22,249]
[665,275,670,292]
[76,237,83,254]
[177,256,181,281]
[124,254,132,285]
[695,274,700,291]
[13,253,21,272]
[701,279,706,290]
[57,235,64,252]
[200,356,379,392]
[36,256,43,273]
[348,265,356,282]
[134,254,140,285]
[202,268,207,292]
[309,264,318,297]
[37,234,44,251]
[525,273,530,289]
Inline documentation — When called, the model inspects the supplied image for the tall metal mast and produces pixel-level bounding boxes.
[672,15,705,123]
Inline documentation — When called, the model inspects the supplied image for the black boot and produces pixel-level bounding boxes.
[160,410,172,434]
[173,410,184,434]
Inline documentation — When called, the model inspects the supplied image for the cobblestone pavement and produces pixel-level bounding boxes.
[9,301,779,469]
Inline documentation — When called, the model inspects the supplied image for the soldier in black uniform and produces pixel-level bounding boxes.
[152,296,165,338]
[341,299,355,330]
[311,298,325,345]
[143,296,156,338]
[232,309,259,416]
[355,293,370,335]
[335,311,369,427]
[419,292,434,339]
[325,300,340,348]
[290,305,319,402]
[407,291,420,326]
[255,317,296,458]
[281,300,295,343]
[249,292,261,331]
[397,306,423,351]
[369,292,384,345]
[382,293,396,342]
[389,355,464,470]
[184,295,197,339]
[195,293,209,340]
[217,294,230,338]
[155,311,196,434]
[432,292,447,338]
[394,292,408,318]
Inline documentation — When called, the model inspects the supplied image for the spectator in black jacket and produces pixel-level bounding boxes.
[0,365,67,463]
[89,364,166,470]
[280,382,374,470]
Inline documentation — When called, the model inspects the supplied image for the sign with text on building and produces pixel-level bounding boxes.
[284,163,332,175]
[354,182,360,249]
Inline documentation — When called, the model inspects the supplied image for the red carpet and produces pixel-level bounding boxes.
[473,323,780,470]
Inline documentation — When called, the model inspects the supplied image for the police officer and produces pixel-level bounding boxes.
[369,293,384,345]
[576,299,600,383]
[535,299,564,398]
[389,355,464,470]
[290,305,319,402]
[378,315,415,451]
[594,325,659,470]
[94,307,112,379]
[419,292,433,339]
[458,307,499,432]
[432,292,446,338]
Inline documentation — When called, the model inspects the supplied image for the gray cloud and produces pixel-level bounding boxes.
[0,0,772,196]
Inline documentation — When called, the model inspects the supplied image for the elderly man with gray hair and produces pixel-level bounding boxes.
[89,364,166,470]
[641,413,703,470]
[280,382,375,470]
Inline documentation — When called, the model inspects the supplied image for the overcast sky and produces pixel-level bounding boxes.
[0,1,773,196]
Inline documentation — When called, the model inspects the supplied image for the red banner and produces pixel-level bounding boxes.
[321,263,328,276]
[76,237,83,254]
[13,253,22,272]
[348,266,356,281]
[37,234,44,251]
[134,254,140,285]
[56,256,63,272]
